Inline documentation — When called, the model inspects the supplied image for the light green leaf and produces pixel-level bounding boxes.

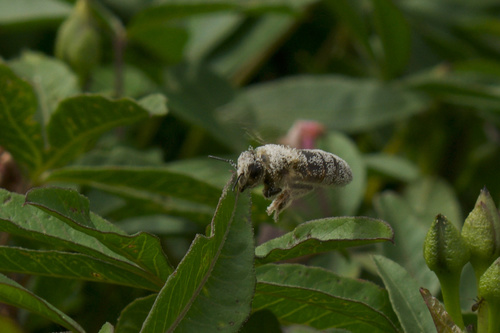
[9,51,79,125]
[116,294,157,333]
[0,247,160,291]
[364,153,420,182]
[43,94,168,171]
[0,0,70,27]
[0,273,84,333]
[372,0,411,78]
[98,322,115,333]
[141,180,255,332]
[228,75,428,137]
[25,187,173,282]
[373,255,435,333]
[138,93,168,116]
[255,217,394,265]
[0,64,44,172]
[44,166,222,207]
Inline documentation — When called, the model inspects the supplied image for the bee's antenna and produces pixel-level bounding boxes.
[208,155,237,169]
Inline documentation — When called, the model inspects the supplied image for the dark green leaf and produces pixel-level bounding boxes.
[43,94,168,171]
[253,274,399,331]
[0,64,44,172]
[44,166,222,207]
[0,189,144,271]
[0,247,160,291]
[0,273,84,333]
[116,294,156,333]
[164,64,247,151]
[141,180,255,332]
[256,264,400,330]
[373,255,435,333]
[25,187,173,282]
[228,75,428,137]
[372,0,411,78]
[255,217,394,265]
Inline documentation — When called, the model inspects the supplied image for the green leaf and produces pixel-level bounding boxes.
[0,189,143,271]
[0,272,84,333]
[0,63,44,172]
[44,166,222,207]
[25,187,173,282]
[116,294,157,333]
[374,177,462,295]
[372,0,411,78]
[0,0,70,27]
[228,75,428,137]
[98,322,115,333]
[137,93,168,116]
[256,264,400,329]
[0,247,160,291]
[9,51,79,125]
[141,180,255,332]
[255,217,394,265]
[373,255,435,333]
[253,265,400,332]
[43,94,168,171]
[164,64,247,151]
[420,288,463,333]
[364,153,420,182]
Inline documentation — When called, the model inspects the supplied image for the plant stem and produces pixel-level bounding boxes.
[439,273,465,329]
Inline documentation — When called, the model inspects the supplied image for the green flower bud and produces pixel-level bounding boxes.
[424,214,470,275]
[55,0,101,84]
[478,257,500,333]
[424,214,469,329]
[462,187,500,280]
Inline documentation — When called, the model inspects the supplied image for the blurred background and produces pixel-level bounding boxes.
[1,0,500,331]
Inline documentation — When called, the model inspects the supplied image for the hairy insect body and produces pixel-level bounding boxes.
[235,144,352,221]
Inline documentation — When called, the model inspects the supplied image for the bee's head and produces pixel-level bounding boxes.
[236,150,264,192]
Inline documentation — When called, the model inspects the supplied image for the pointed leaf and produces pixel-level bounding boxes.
[0,247,160,291]
[141,180,255,332]
[372,0,411,78]
[44,94,168,170]
[255,217,394,265]
[116,294,157,333]
[373,255,435,333]
[0,63,44,171]
[25,187,173,282]
[256,264,400,331]
[0,273,84,333]
[0,189,143,274]
[44,166,222,206]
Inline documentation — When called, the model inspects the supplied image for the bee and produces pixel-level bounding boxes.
[210,144,353,221]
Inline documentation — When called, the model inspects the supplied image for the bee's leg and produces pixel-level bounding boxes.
[266,185,313,222]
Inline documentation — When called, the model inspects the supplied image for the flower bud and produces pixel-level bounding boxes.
[461,187,500,279]
[478,257,500,332]
[424,214,470,275]
[55,0,101,83]
[424,214,469,329]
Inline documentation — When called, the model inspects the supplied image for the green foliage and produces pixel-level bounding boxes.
[0,0,500,332]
